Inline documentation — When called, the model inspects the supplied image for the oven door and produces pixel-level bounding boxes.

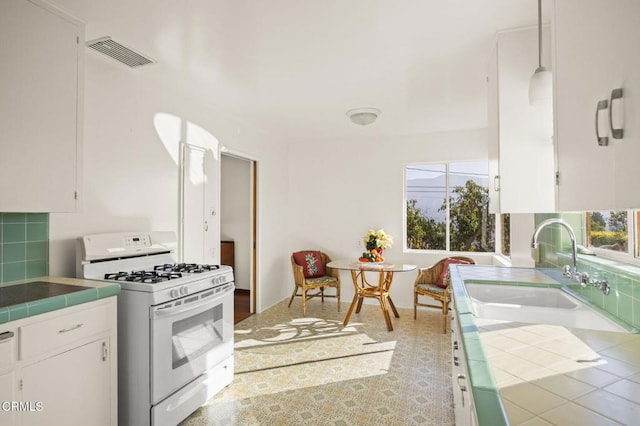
[150,283,234,404]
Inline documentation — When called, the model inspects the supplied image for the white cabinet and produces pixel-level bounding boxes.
[553,0,640,210]
[0,0,83,212]
[21,338,112,426]
[0,298,117,426]
[0,327,18,426]
[489,27,555,214]
[450,309,477,426]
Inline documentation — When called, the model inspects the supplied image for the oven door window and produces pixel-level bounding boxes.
[172,304,223,369]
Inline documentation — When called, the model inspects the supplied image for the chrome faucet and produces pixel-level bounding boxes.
[531,218,582,282]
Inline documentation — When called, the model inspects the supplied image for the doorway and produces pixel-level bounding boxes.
[220,153,257,324]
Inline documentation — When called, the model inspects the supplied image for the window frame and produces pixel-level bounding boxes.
[403,160,497,254]
[584,210,640,265]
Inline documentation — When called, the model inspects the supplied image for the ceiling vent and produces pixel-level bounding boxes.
[86,36,155,68]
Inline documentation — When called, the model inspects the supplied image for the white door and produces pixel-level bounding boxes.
[21,339,112,426]
[181,143,205,263]
[180,143,220,264]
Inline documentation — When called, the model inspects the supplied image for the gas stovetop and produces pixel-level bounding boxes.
[78,232,235,304]
[104,263,221,283]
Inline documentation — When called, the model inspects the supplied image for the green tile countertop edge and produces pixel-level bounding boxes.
[449,264,639,426]
[0,277,120,324]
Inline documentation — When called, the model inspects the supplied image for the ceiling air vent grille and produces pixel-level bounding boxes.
[86,37,155,68]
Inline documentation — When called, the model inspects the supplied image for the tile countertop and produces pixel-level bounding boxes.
[450,265,640,426]
[0,276,120,324]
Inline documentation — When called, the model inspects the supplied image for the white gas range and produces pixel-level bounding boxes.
[78,231,234,426]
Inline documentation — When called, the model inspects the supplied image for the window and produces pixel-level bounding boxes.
[405,161,495,252]
[501,213,510,257]
[585,210,629,253]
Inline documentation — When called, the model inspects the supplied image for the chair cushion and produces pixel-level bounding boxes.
[436,258,472,288]
[416,283,446,295]
[293,251,326,278]
[305,276,338,285]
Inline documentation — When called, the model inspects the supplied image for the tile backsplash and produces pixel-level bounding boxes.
[0,213,49,284]
[534,213,640,331]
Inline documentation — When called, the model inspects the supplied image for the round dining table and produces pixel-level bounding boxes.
[326,260,417,331]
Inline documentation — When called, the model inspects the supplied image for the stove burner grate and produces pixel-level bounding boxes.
[153,263,220,274]
[104,270,183,284]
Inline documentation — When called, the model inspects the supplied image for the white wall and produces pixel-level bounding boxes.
[287,128,495,310]
[221,155,252,291]
[50,52,290,313]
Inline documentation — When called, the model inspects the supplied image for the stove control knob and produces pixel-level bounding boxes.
[170,289,180,298]
[180,286,188,296]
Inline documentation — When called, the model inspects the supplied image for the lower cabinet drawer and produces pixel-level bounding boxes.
[19,302,111,360]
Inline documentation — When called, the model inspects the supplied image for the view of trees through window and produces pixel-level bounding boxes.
[586,211,628,252]
[405,162,495,252]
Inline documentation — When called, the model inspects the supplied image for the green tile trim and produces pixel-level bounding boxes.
[65,288,99,306]
[8,304,28,321]
[0,283,119,324]
[97,284,121,299]
[473,388,509,426]
[26,295,66,317]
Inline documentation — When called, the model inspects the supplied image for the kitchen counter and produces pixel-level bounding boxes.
[450,265,640,425]
[0,276,120,324]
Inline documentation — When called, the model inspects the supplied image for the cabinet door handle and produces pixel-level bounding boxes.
[493,175,500,192]
[595,99,609,146]
[457,373,467,392]
[0,331,15,342]
[609,88,624,139]
[58,323,83,333]
[102,341,108,361]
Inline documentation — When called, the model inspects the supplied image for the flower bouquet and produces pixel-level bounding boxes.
[358,229,393,263]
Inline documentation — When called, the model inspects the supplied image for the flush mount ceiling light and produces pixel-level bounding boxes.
[346,107,381,126]
[528,0,552,106]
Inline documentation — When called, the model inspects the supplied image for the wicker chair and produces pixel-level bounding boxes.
[414,256,475,333]
[289,251,341,316]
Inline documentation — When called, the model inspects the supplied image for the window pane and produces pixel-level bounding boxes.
[405,164,446,250]
[586,210,628,252]
[502,213,511,257]
[449,162,495,252]
[405,162,495,252]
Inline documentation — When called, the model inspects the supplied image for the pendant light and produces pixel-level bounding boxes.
[529,0,552,106]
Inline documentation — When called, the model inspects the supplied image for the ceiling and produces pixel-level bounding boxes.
[53,0,544,142]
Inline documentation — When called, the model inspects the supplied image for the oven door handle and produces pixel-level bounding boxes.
[152,285,233,319]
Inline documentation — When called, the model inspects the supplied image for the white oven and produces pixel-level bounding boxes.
[78,231,235,426]
[151,283,234,403]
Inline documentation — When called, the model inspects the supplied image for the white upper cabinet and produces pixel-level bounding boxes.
[553,0,640,211]
[0,0,83,212]
[487,44,500,215]
[493,27,555,214]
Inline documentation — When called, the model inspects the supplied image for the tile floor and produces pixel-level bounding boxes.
[181,298,454,425]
